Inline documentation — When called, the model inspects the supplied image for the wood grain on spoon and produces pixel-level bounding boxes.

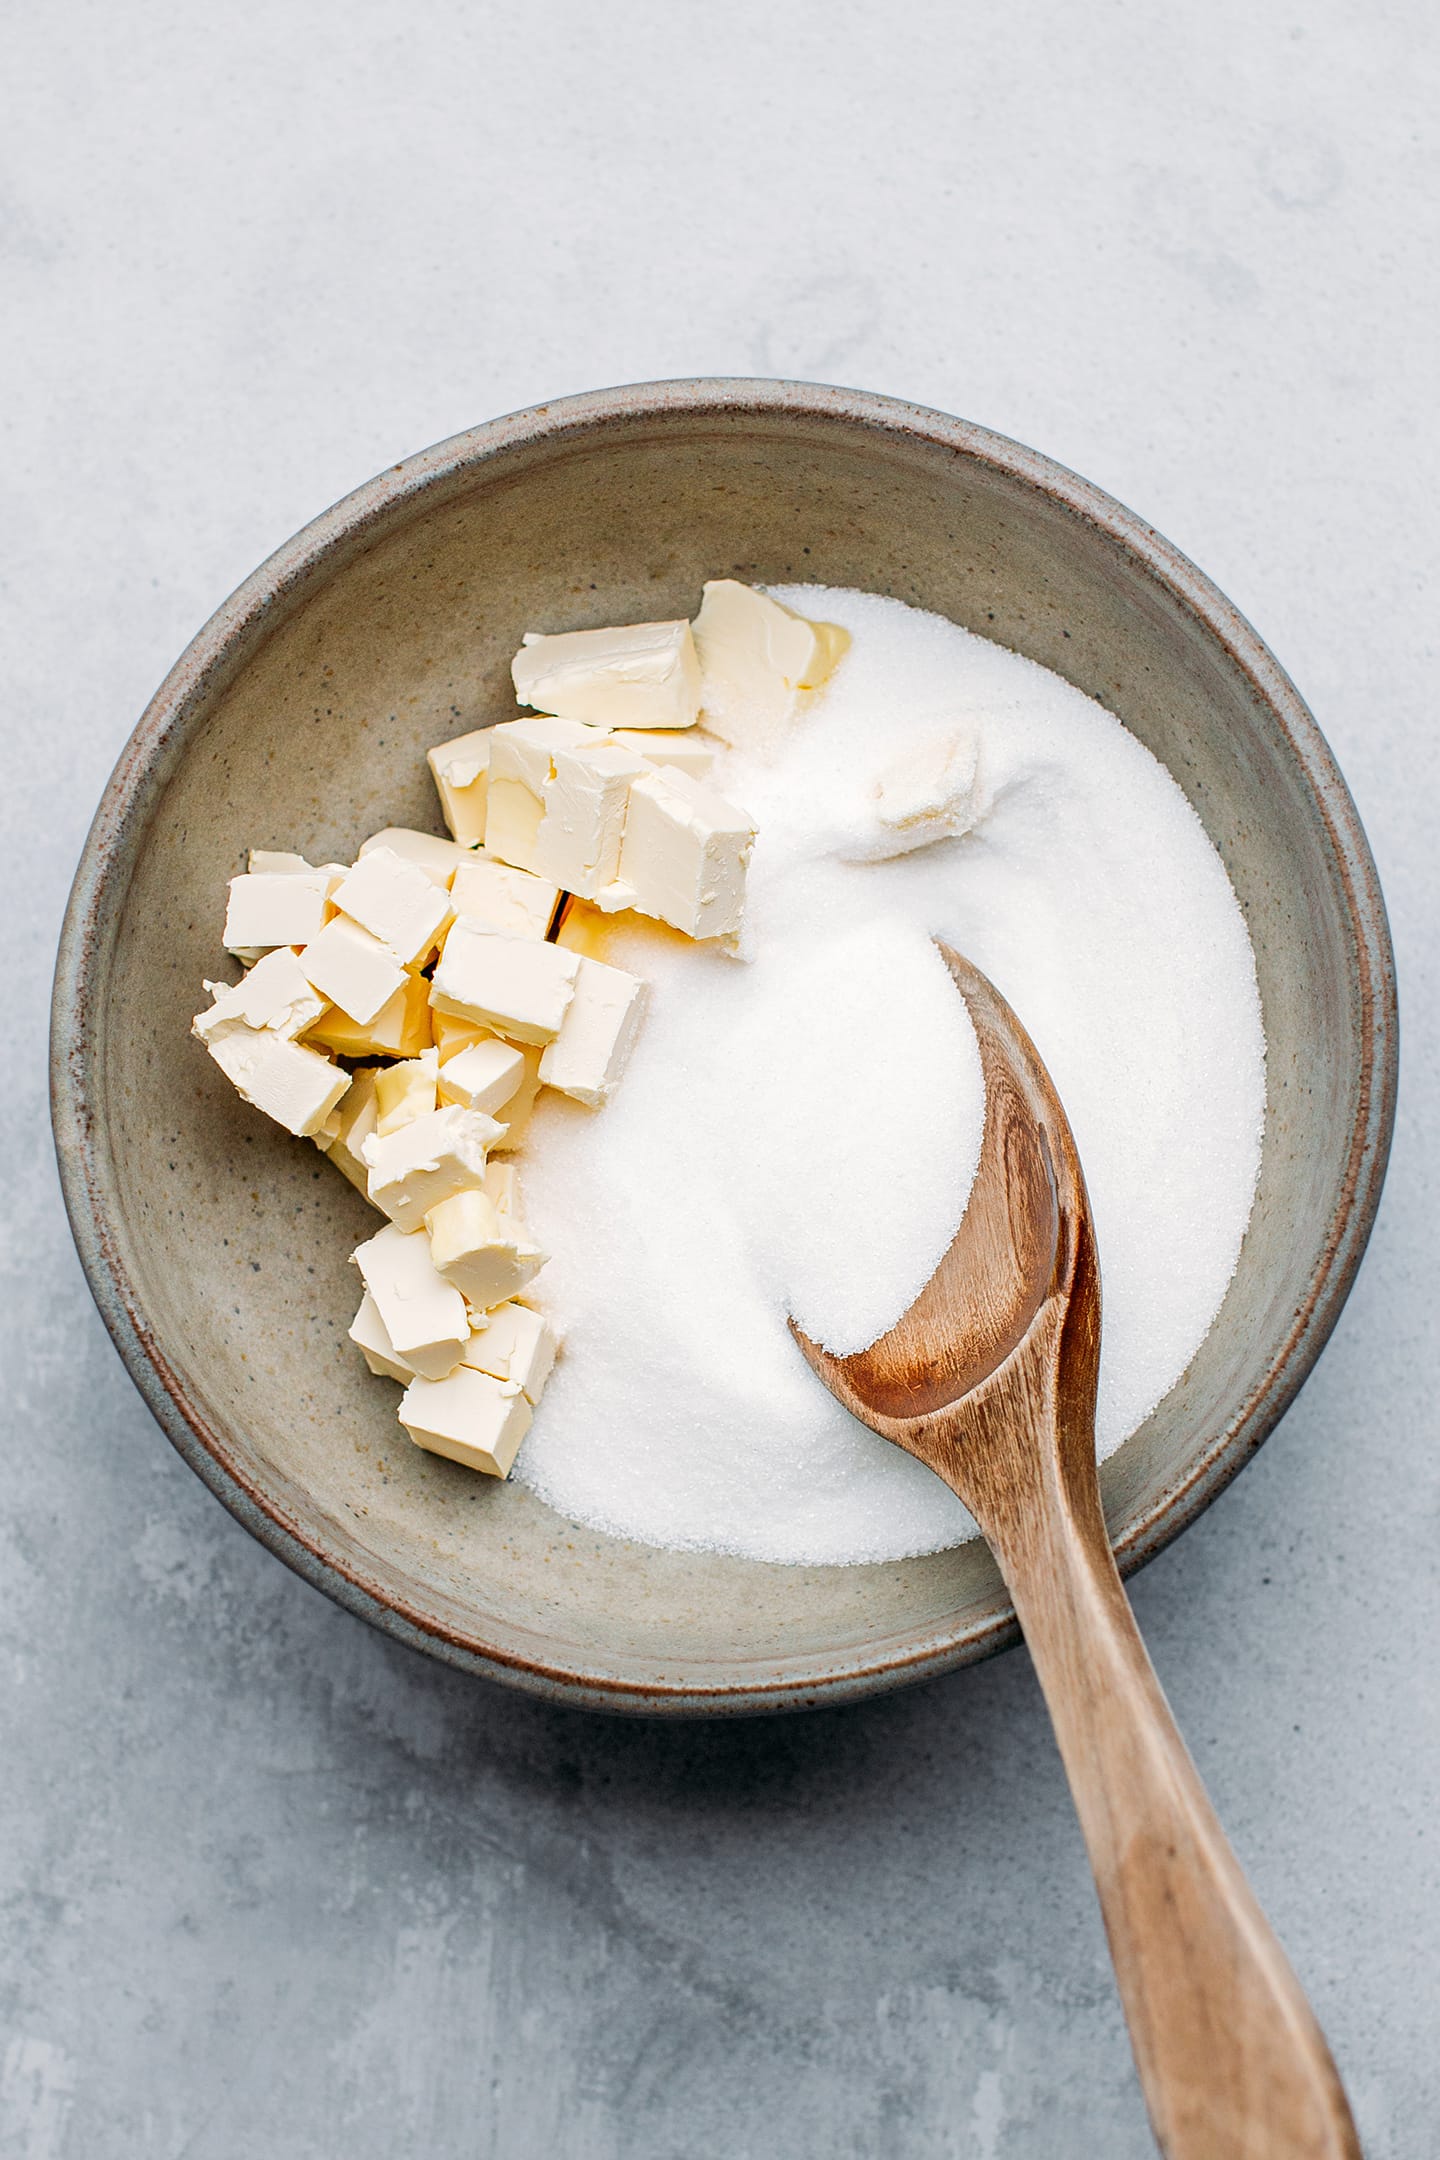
[792,944,1361,2160]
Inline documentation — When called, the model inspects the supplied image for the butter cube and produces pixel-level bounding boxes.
[373,1048,441,1136]
[427,729,493,843]
[224,866,338,956]
[398,1365,532,1478]
[512,619,701,731]
[192,948,328,1044]
[489,1046,543,1153]
[843,727,986,861]
[483,716,597,874]
[362,1103,501,1233]
[303,972,431,1058]
[450,856,560,940]
[538,954,646,1107]
[300,915,410,1026]
[430,922,579,1045]
[484,718,646,897]
[693,580,850,755]
[611,729,716,780]
[332,847,453,967]
[204,1023,350,1138]
[533,735,647,898]
[602,767,756,941]
[461,1300,558,1403]
[357,827,478,887]
[436,1035,527,1116]
[352,1221,469,1379]
[315,1066,380,1197]
[555,901,696,968]
[349,1289,416,1382]
[425,1187,547,1312]
[482,1159,518,1218]
[248,849,315,875]
[431,1011,491,1063]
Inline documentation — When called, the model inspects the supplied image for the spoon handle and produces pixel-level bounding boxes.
[994,1493,1361,2160]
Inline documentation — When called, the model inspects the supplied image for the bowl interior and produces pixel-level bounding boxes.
[66,390,1389,1710]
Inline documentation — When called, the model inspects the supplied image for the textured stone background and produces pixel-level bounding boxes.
[5,4,1437,2154]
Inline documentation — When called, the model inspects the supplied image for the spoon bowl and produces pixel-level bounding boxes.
[792,943,1080,1433]
[795,947,1360,2160]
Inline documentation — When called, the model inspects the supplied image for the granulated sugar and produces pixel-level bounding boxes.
[515,588,1266,1564]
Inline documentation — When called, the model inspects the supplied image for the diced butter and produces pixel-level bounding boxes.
[482,716,597,874]
[192,948,328,1044]
[223,867,338,956]
[556,901,696,968]
[489,1046,543,1153]
[361,1103,501,1233]
[692,580,850,756]
[482,1159,518,1218]
[331,847,453,967]
[449,856,559,941]
[538,954,646,1107]
[314,1065,380,1197]
[841,727,986,861]
[357,827,478,887]
[352,1221,469,1379]
[349,1289,416,1382]
[303,972,431,1058]
[398,1365,532,1478]
[431,1011,491,1064]
[512,619,701,731]
[534,735,647,898]
[611,729,717,780]
[483,717,651,897]
[601,766,755,941]
[373,1048,441,1137]
[426,729,493,843]
[425,1187,547,1312]
[430,921,579,1045]
[204,1023,350,1138]
[300,915,410,1026]
[436,1035,527,1116]
[461,1301,557,1403]
[248,849,315,875]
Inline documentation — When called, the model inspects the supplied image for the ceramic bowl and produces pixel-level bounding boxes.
[52,381,1396,1714]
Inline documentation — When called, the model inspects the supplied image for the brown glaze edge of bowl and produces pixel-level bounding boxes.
[50,378,1399,1717]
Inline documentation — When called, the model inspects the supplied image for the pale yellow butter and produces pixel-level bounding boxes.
[460,1300,558,1404]
[692,580,849,757]
[332,847,453,968]
[450,856,559,940]
[300,915,410,1027]
[512,619,701,731]
[601,766,756,942]
[373,1048,441,1137]
[398,1365,532,1478]
[425,1187,547,1312]
[361,1103,502,1233]
[538,954,646,1107]
[352,1221,469,1379]
[430,921,580,1046]
[426,730,493,844]
[204,1023,349,1139]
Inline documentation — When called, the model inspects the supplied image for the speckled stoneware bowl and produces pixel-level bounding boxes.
[52,381,1396,1715]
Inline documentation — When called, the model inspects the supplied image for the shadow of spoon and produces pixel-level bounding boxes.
[792,943,1361,2160]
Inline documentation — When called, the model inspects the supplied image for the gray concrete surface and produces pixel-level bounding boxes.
[4,4,1437,2154]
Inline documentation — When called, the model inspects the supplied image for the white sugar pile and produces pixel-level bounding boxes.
[515,588,1266,1565]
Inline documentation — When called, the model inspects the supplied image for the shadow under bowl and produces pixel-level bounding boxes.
[52,380,1396,1714]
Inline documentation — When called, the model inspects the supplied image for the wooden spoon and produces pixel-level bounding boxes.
[792,944,1361,2160]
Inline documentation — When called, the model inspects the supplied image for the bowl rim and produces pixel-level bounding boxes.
[50,377,1398,1716]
